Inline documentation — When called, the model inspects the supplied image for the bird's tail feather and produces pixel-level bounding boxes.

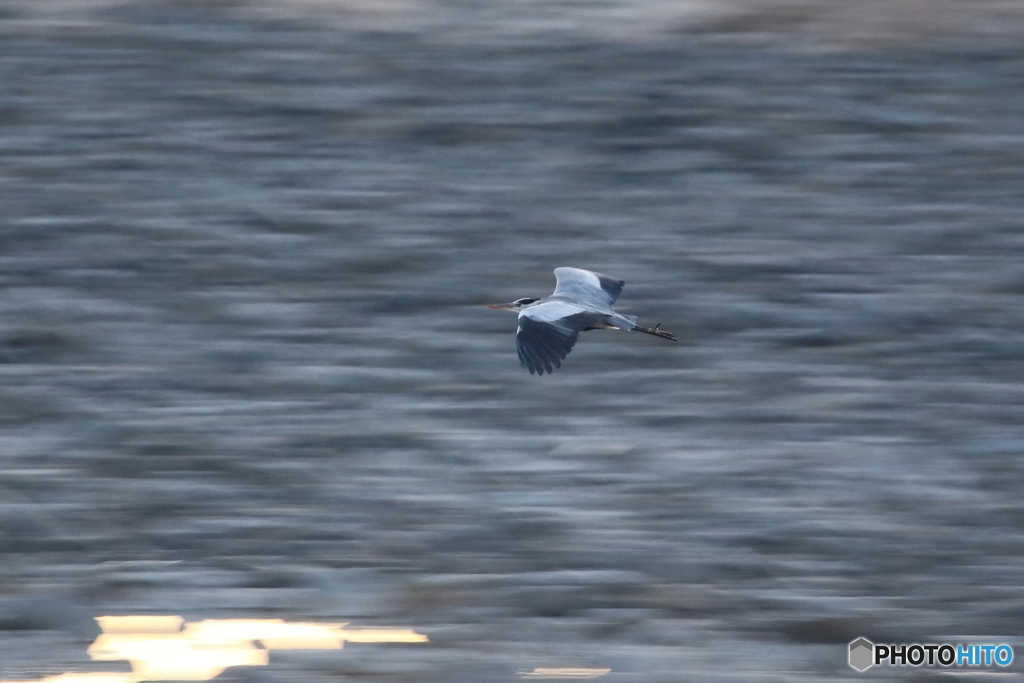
[609,313,637,330]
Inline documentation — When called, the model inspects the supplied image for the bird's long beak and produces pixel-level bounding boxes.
[485,302,516,310]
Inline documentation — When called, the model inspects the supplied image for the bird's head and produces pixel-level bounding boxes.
[485,297,540,312]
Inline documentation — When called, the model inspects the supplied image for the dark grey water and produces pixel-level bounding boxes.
[1,2,1024,681]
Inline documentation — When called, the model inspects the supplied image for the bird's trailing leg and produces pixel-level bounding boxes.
[632,323,678,342]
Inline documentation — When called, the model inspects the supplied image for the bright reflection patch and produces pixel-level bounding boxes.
[519,669,611,679]
[2,616,427,683]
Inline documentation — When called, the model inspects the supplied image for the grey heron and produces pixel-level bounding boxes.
[487,267,677,375]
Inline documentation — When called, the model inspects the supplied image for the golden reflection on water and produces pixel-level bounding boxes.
[519,669,611,679]
[2,616,427,683]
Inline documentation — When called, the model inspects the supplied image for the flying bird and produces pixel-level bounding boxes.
[487,267,677,375]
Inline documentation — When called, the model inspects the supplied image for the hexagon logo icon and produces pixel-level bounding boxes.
[849,637,874,671]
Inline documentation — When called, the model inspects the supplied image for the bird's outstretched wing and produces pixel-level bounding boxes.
[517,302,608,375]
[552,267,624,308]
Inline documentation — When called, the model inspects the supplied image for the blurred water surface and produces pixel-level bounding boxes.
[1,1,1024,681]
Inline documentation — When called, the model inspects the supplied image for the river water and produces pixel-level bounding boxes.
[1,1,1024,681]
